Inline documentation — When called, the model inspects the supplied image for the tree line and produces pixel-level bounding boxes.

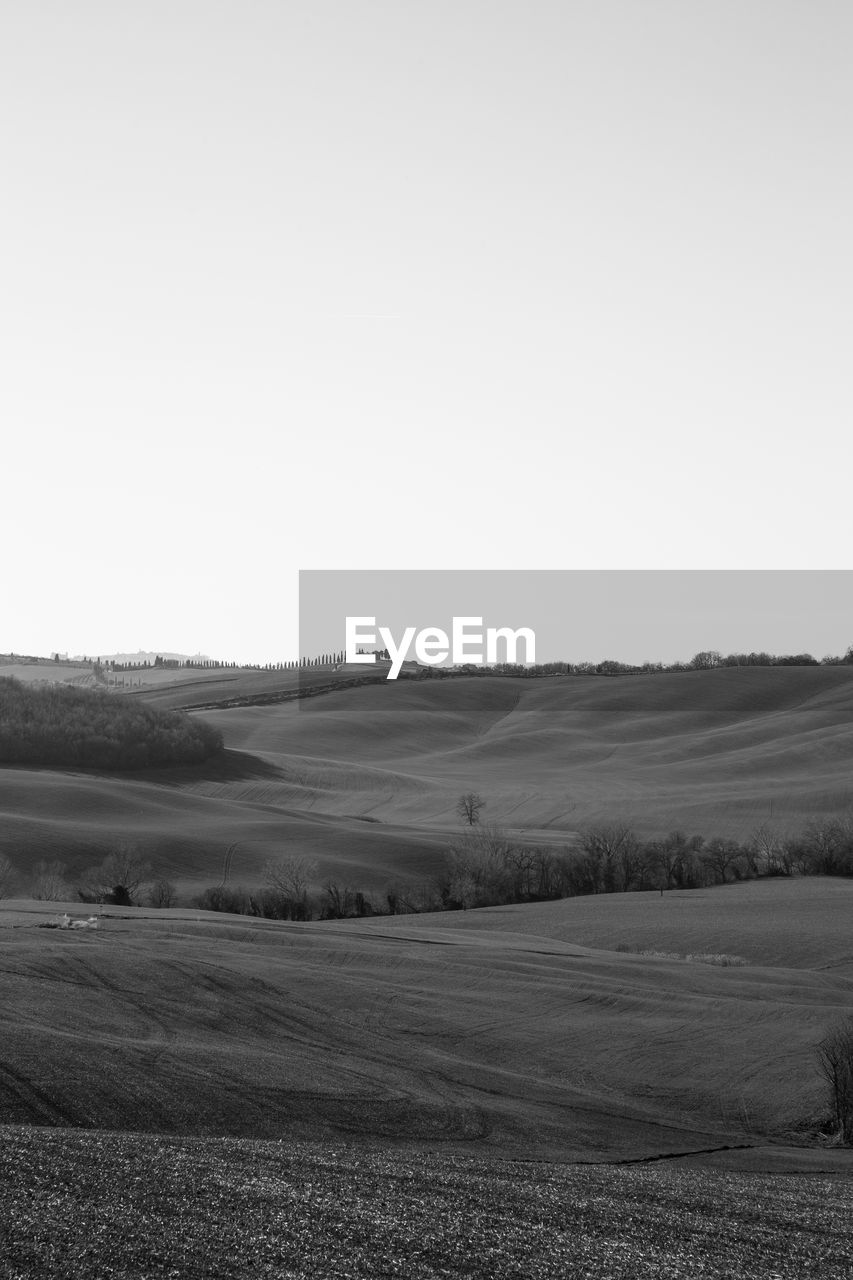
[209,812,848,918]
[446,645,853,679]
[17,812,840,922]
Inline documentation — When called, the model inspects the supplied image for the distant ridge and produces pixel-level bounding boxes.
[86,650,212,665]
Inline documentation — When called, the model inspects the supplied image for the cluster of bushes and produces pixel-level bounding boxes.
[0,678,223,769]
[192,857,375,920]
[194,881,372,920]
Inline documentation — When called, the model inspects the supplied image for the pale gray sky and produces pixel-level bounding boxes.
[2,3,851,662]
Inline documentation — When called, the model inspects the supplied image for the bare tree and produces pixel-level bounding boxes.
[580,825,641,893]
[530,847,575,899]
[79,843,152,904]
[701,837,745,885]
[816,1015,853,1144]
[264,854,316,898]
[443,824,513,907]
[456,792,485,826]
[106,844,152,898]
[0,854,15,899]
[793,818,853,876]
[646,830,704,890]
[264,855,317,920]
[503,844,537,900]
[747,824,786,877]
[321,881,356,919]
[148,878,178,908]
[31,859,69,901]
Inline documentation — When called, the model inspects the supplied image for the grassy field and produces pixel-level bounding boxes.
[0,660,222,691]
[1,1127,850,1279]
[251,665,853,836]
[365,876,853,973]
[2,665,853,894]
[1,879,851,1164]
[0,662,96,685]
[131,661,395,710]
[2,786,852,1274]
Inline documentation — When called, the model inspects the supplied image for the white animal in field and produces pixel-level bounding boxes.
[54,911,101,930]
[69,915,99,930]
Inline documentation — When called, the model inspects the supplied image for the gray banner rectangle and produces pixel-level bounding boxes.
[299,570,852,677]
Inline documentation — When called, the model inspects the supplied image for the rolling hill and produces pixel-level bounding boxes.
[2,668,853,1224]
[1,665,853,895]
[0,878,851,1166]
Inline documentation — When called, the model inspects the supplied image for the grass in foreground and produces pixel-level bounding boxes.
[0,1127,850,1279]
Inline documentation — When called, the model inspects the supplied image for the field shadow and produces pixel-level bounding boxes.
[133,748,285,788]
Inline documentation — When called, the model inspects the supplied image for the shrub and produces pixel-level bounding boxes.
[816,1015,853,1144]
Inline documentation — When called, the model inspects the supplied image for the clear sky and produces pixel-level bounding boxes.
[2,2,851,663]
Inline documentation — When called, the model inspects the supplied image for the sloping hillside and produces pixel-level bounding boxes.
[1,879,851,1163]
[190,665,853,844]
[1,666,853,892]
